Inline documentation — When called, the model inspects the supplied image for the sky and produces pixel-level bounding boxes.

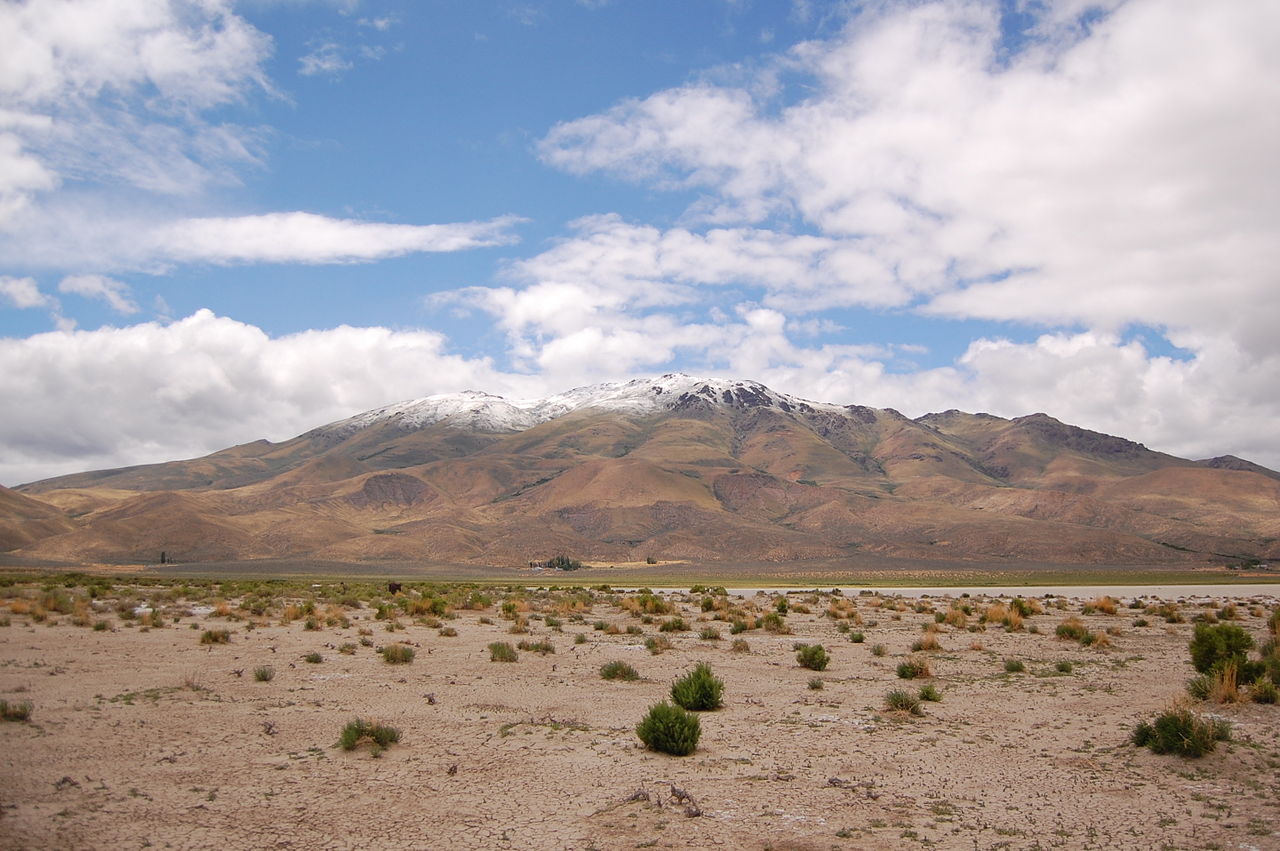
[1,0,1278,486]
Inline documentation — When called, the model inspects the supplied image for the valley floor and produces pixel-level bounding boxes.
[1,579,1278,850]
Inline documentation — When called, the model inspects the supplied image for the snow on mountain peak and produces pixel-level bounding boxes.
[317,374,839,438]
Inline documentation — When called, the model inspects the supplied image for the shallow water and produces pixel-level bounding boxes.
[721,583,1280,600]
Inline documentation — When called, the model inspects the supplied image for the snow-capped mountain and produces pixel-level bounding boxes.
[315,374,841,438]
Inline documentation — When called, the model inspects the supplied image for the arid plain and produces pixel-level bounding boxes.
[2,576,1278,850]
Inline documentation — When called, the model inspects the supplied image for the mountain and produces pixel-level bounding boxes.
[8,374,1280,568]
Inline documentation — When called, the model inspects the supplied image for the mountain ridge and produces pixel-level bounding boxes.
[8,374,1279,569]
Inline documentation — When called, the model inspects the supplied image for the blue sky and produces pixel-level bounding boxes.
[1,0,1278,485]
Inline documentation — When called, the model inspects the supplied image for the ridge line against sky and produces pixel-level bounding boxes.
[1,0,1278,485]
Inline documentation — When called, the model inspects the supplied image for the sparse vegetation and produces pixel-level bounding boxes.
[1131,707,1230,757]
[918,683,942,702]
[253,665,274,682]
[635,702,700,756]
[885,690,922,715]
[1,699,33,722]
[600,660,640,681]
[1004,659,1026,674]
[303,651,323,664]
[795,643,829,671]
[381,644,415,664]
[897,656,932,679]
[670,663,724,711]
[516,639,555,655]
[200,628,231,645]
[488,641,518,662]
[339,718,400,753]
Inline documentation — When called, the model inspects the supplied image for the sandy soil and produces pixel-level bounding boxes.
[1,581,1278,850]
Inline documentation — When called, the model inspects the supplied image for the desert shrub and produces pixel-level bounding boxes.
[729,619,748,634]
[897,656,932,679]
[303,651,323,664]
[912,634,942,652]
[1082,596,1117,615]
[1081,629,1111,649]
[848,631,865,643]
[381,644,415,664]
[516,639,555,655]
[199,628,231,645]
[1189,622,1254,676]
[1269,606,1280,638]
[1251,678,1278,704]
[871,643,887,657]
[645,635,673,655]
[918,683,942,702]
[1131,707,1230,757]
[574,632,587,644]
[253,665,275,682]
[943,608,968,629]
[699,626,721,641]
[1055,617,1088,642]
[761,612,790,634]
[1004,659,1026,674]
[795,644,829,671]
[808,677,824,690]
[635,702,700,756]
[93,620,109,632]
[1056,660,1074,674]
[659,617,689,633]
[600,660,640,681]
[488,641,518,662]
[0,700,33,722]
[671,663,724,711]
[339,718,400,752]
[730,638,750,653]
[885,690,922,715]
[624,624,642,635]
[1185,674,1213,701]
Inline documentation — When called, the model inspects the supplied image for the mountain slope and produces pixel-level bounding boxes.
[9,375,1279,567]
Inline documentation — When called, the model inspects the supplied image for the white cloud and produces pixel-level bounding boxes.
[0,309,534,486]
[0,276,53,309]
[153,212,523,265]
[57,275,138,314]
[298,41,352,76]
[538,0,1280,360]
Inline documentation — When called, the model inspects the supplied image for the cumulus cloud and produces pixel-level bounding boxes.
[0,276,53,309]
[0,310,535,486]
[57,275,138,314]
[538,0,1280,358]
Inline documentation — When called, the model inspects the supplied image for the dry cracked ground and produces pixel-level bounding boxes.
[1,577,1278,850]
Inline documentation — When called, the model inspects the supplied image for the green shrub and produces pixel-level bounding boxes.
[1131,707,1230,757]
[516,639,555,655]
[574,632,587,644]
[896,656,932,679]
[1185,674,1213,701]
[1189,622,1254,675]
[730,637,750,653]
[1055,617,1088,641]
[670,663,724,711]
[635,702,700,756]
[253,665,274,682]
[488,641,518,662]
[871,643,887,657]
[1004,659,1025,674]
[600,660,640,681]
[93,620,109,631]
[1056,660,1074,674]
[795,644,829,671]
[0,700,33,722]
[381,644,415,664]
[199,628,231,645]
[699,626,721,641]
[761,612,790,634]
[808,677,823,690]
[918,684,942,702]
[848,631,865,643]
[339,718,401,752]
[1251,678,1278,704]
[885,690,922,715]
[645,635,673,655]
[303,651,323,664]
[659,617,689,633]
